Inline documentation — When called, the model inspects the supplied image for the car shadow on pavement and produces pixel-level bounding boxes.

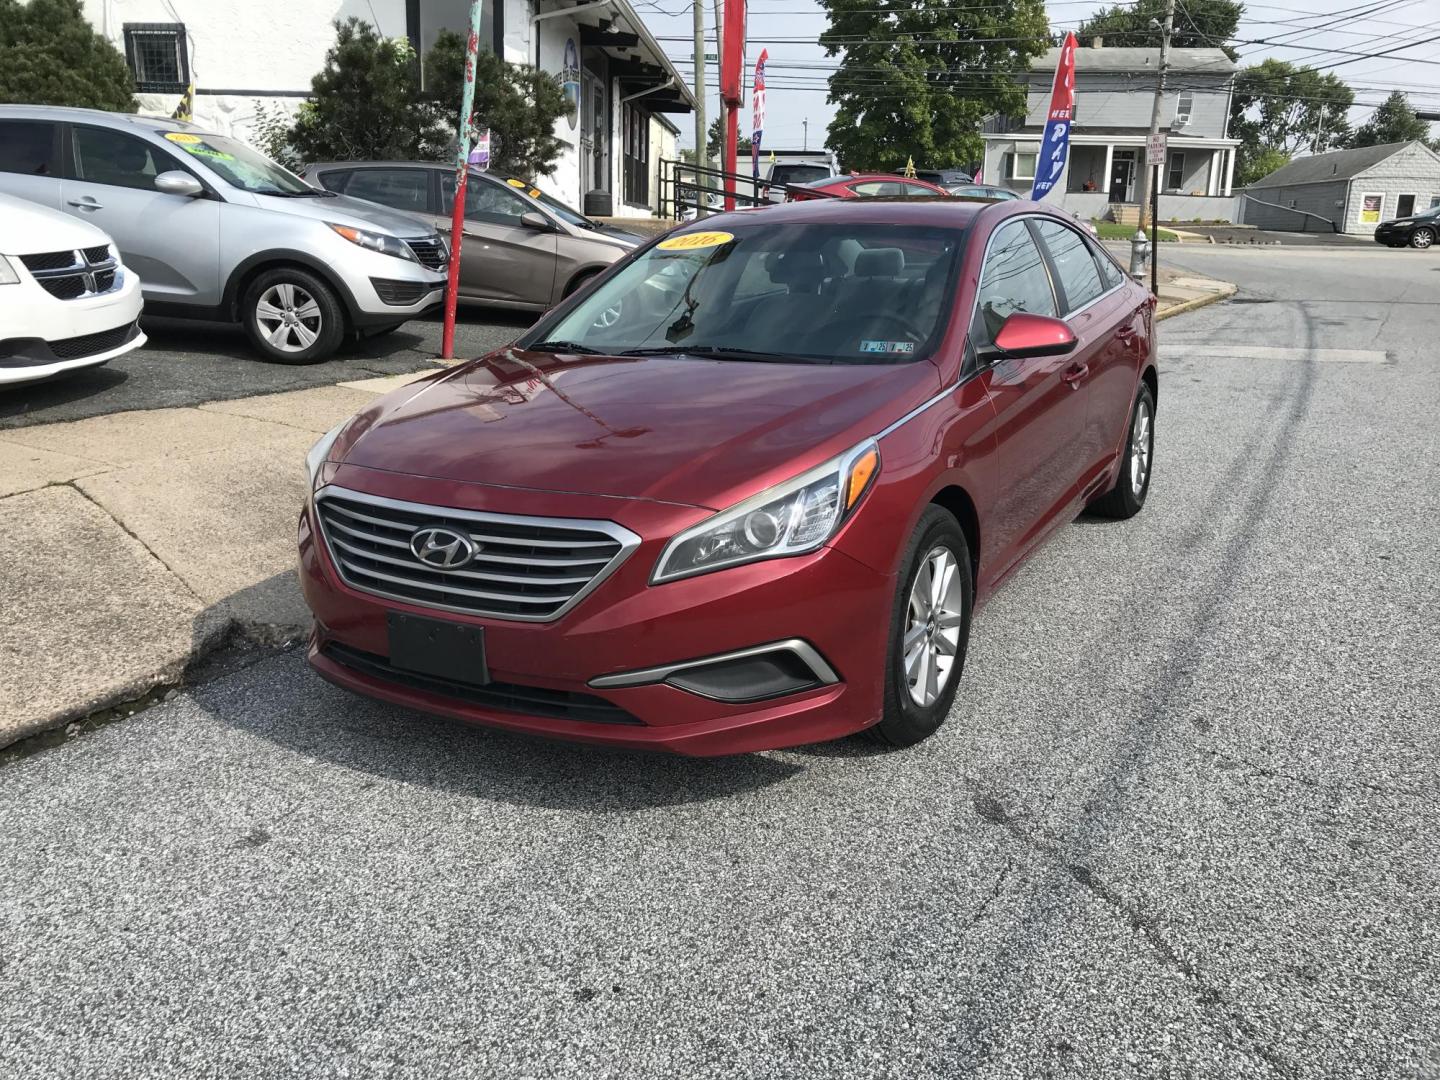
[192,571,804,812]
[0,363,129,420]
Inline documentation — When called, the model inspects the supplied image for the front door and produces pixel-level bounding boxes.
[1108,155,1133,202]
[60,124,221,306]
[970,218,1091,577]
[1396,194,1416,218]
[438,171,558,307]
[580,70,607,202]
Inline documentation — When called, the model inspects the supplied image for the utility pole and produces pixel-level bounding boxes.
[1131,0,1174,288]
[692,0,707,209]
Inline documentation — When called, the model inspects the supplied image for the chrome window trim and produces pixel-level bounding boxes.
[589,638,840,690]
[313,485,641,624]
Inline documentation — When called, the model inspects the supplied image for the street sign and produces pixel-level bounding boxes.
[1146,132,1168,166]
[704,51,717,61]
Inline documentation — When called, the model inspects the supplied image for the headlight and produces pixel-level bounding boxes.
[0,256,19,286]
[306,422,345,488]
[651,440,880,583]
[327,223,417,262]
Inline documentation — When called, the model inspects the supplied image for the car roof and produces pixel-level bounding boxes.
[677,196,1004,230]
[0,104,212,135]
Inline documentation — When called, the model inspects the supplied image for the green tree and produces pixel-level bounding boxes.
[426,32,570,178]
[1077,0,1243,59]
[0,0,136,111]
[1230,59,1352,185]
[820,0,1049,173]
[706,116,752,161]
[1349,91,1435,150]
[288,20,449,163]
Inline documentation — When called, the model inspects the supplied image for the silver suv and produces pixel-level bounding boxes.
[0,106,449,364]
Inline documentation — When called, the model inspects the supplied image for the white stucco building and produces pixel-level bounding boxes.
[80,0,693,218]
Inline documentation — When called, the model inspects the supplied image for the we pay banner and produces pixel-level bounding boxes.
[1030,32,1076,202]
[752,49,768,181]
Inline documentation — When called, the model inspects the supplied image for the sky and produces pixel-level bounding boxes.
[636,0,1440,153]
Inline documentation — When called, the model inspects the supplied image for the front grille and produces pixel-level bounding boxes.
[315,488,639,621]
[322,642,643,725]
[20,250,80,272]
[39,276,86,300]
[92,268,115,292]
[370,277,428,306]
[404,237,447,270]
[83,244,111,264]
[47,321,139,360]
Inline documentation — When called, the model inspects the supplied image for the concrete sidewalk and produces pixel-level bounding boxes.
[0,270,1236,748]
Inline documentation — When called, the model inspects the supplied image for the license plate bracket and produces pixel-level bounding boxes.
[387,612,490,686]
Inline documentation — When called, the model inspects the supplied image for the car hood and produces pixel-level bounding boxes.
[0,192,109,254]
[335,349,941,510]
[248,191,437,238]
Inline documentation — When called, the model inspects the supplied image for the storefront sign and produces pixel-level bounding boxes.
[1359,193,1384,224]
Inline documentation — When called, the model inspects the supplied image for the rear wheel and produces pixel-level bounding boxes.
[242,268,345,364]
[1090,381,1155,519]
[864,507,973,749]
[1410,227,1435,250]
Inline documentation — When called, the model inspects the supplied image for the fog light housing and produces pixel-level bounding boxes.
[589,639,839,703]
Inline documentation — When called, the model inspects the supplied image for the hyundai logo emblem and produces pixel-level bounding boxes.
[409,525,476,569]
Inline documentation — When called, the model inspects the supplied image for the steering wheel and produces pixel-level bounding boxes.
[827,312,927,346]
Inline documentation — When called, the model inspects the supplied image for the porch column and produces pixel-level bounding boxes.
[1102,143,1114,198]
[1223,149,1236,196]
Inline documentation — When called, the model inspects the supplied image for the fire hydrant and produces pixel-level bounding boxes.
[1128,229,1151,280]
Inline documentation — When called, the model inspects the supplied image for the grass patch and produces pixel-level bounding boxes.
[1091,221,1179,242]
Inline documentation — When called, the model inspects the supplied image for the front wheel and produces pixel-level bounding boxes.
[242,268,345,364]
[1410,227,1435,250]
[864,507,973,748]
[1090,381,1155,520]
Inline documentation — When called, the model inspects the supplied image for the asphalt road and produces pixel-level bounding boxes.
[0,307,535,430]
[3,247,1438,1078]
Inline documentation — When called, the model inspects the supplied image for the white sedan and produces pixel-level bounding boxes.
[0,192,145,387]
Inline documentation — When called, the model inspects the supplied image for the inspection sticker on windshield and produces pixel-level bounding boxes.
[163,132,202,144]
[860,340,915,354]
[657,231,734,252]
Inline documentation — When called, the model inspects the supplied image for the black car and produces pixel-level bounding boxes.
[1373,204,1438,249]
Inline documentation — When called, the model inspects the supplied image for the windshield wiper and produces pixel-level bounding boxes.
[620,346,826,364]
[528,340,607,355]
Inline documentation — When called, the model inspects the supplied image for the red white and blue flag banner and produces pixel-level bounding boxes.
[752,49,768,181]
[1030,31,1076,201]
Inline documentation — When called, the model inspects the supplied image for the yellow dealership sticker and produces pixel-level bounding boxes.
[657,231,735,252]
[506,178,526,188]
[528,187,542,198]
[163,132,202,144]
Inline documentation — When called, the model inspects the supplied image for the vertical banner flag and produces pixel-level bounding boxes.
[1030,31,1076,202]
[752,49,768,182]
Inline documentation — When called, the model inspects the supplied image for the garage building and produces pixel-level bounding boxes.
[1238,141,1440,234]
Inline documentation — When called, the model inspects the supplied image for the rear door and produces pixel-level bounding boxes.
[972,217,1090,575]
[438,172,557,306]
[1030,218,1133,492]
[0,119,64,209]
[60,124,221,306]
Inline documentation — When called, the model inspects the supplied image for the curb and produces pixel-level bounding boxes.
[1156,282,1237,322]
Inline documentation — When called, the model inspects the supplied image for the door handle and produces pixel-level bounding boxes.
[1063,362,1089,387]
[67,198,103,210]
[1115,325,1137,341]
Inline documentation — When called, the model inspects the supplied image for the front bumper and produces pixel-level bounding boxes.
[0,263,146,385]
[298,466,895,755]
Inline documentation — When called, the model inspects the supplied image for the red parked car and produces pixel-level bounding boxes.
[299,199,1156,755]
[786,173,951,200]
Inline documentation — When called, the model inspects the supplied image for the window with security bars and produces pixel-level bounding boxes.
[123,24,189,93]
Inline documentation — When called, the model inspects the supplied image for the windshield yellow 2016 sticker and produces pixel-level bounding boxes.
[506,178,527,188]
[657,231,735,252]
[163,132,202,144]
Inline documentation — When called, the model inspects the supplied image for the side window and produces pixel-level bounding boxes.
[0,121,58,176]
[899,182,936,198]
[970,220,1057,346]
[71,126,184,191]
[313,169,352,194]
[342,168,431,214]
[1033,219,1104,312]
[850,181,900,196]
[441,175,531,226]
[1088,236,1126,290]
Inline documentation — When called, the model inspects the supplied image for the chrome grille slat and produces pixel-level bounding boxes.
[315,486,640,622]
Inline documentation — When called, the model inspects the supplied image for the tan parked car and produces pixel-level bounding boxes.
[300,161,643,313]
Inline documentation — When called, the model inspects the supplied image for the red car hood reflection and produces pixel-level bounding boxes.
[339,349,940,510]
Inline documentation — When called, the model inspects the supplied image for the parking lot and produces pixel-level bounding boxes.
[2,245,1437,1078]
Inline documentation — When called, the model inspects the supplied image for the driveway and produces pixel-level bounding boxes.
[1,246,1437,1078]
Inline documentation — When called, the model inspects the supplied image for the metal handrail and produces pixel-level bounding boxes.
[1238,192,1338,233]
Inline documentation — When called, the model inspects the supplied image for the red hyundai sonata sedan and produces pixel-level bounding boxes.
[298,198,1156,755]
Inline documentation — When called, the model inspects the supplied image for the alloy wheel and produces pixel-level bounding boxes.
[1412,228,1434,250]
[1130,397,1153,497]
[903,545,965,707]
[256,283,323,353]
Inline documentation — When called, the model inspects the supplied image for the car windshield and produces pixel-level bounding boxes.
[159,132,316,195]
[528,222,964,365]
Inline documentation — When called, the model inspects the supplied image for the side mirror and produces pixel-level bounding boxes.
[154,171,203,197]
[519,211,551,231]
[979,312,1077,362]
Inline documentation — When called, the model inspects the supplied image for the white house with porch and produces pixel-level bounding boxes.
[981,45,1240,223]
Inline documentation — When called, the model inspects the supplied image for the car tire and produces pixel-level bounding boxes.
[1090,381,1156,520]
[864,506,973,749]
[1409,227,1435,250]
[242,268,346,364]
